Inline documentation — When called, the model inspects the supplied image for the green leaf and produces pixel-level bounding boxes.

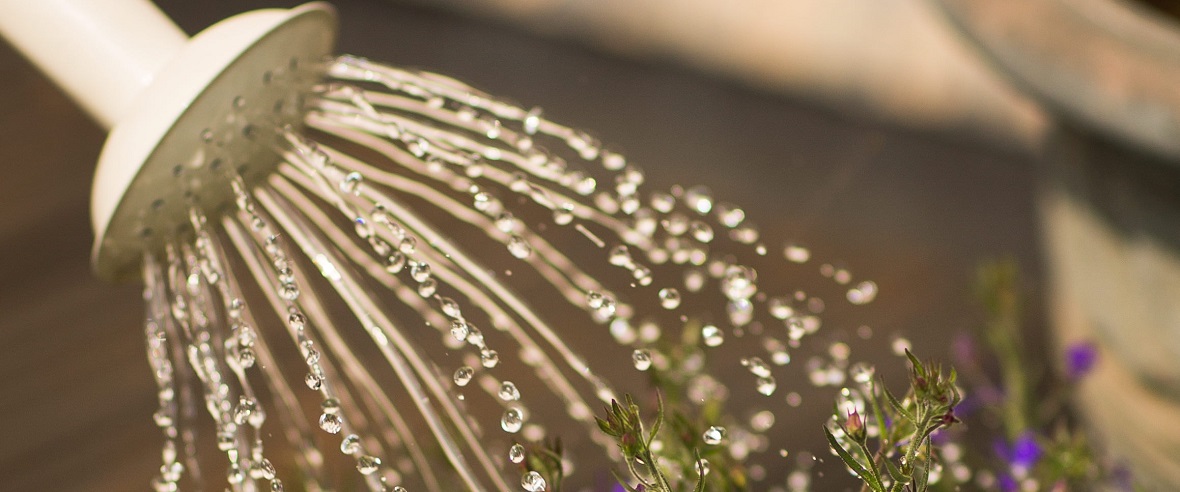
[824,425,884,492]
[905,349,926,380]
[596,416,614,436]
[692,448,708,492]
[865,382,890,447]
[649,390,664,446]
[881,380,914,422]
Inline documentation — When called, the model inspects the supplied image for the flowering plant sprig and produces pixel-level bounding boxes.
[596,392,704,492]
[954,260,1131,490]
[825,350,961,492]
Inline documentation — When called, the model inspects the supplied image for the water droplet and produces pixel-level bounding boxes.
[357,455,382,475]
[892,337,912,356]
[696,458,711,477]
[280,283,299,301]
[632,349,653,371]
[608,245,632,266]
[508,443,525,464]
[399,237,417,255]
[742,357,772,378]
[481,349,500,368]
[523,107,542,135]
[507,236,532,259]
[254,458,276,480]
[340,434,362,454]
[553,205,574,225]
[232,396,256,425]
[586,291,604,309]
[690,221,714,243]
[319,412,343,434]
[450,321,470,341]
[684,269,706,292]
[441,294,462,318]
[703,425,727,445]
[340,171,363,195]
[715,202,746,228]
[750,410,776,432]
[501,408,523,433]
[684,186,714,214]
[846,280,878,305]
[602,150,625,170]
[410,262,431,282]
[829,342,851,361]
[521,470,547,492]
[496,213,517,233]
[453,366,474,386]
[303,345,320,365]
[322,398,341,414]
[658,288,681,309]
[498,381,521,401]
[722,265,757,300]
[385,253,406,274]
[756,375,777,396]
[305,372,324,390]
[850,362,875,384]
[702,325,724,347]
[768,297,795,320]
[238,348,256,368]
[784,243,811,263]
[417,279,437,297]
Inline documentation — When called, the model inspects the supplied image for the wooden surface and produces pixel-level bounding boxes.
[0,1,1044,490]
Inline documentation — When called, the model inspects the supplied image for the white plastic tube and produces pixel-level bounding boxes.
[0,0,188,129]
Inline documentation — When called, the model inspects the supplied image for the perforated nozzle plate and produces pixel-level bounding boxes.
[91,4,337,282]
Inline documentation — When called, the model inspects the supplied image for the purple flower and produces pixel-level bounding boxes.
[1010,432,1041,469]
[998,474,1019,492]
[1065,341,1099,380]
[993,431,1042,471]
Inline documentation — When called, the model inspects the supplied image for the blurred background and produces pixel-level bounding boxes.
[2,0,1178,490]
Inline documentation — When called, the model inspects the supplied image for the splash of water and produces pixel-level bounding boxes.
[140,54,882,491]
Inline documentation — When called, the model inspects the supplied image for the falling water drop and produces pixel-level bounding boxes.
[319,412,343,434]
[690,221,715,243]
[356,455,382,475]
[716,202,746,228]
[850,362,875,384]
[498,381,521,401]
[684,185,714,214]
[233,396,256,425]
[846,280,878,305]
[481,349,501,368]
[507,236,532,259]
[632,349,653,371]
[521,471,547,492]
[501,408,524,433]
[508,443,526,464]
[553,205,574,225]
[409,261,431,282]
[340,434,362,455]
[450,320,470,341]
[658,288,681,310]
[340,171,363,195]
[784,243,811,263]
[305,372,323,390]
[756,376,778,396]
[703,425,727,445]
[742,357,772,378]
[892,337,912,356]
[453,366,474,386]
[702,325,724,347]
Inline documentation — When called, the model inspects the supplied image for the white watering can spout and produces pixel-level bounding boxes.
[0,0,188,129]
[0,0,338,281]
